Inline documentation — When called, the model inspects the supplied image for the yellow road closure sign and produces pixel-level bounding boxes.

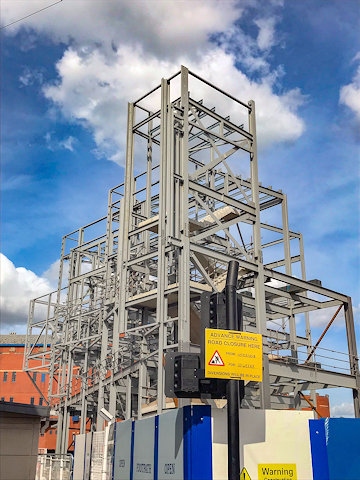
[205,328,262,381]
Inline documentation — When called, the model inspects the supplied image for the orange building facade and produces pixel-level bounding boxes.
[0,334,84,452]
[302,392,331,418]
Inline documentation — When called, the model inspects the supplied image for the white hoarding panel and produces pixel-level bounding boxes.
[212,409,313,480]
[243,410,314,480]
[113,420,133,480]
[132,416,155,480]
[84,432,92,480]
[157,409,184,480]
[73,434,86,480]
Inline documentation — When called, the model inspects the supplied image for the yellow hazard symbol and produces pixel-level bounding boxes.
[240,467,251,480]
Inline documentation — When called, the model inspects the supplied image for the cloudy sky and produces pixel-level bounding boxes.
[1,0,359,415]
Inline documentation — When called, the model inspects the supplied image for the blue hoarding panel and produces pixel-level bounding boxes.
[183,405,212,480]
[310,418,360,480]
[130,421,135,480]
[309,419,329,480]
[326,418,360,480]
[154,415,159,480]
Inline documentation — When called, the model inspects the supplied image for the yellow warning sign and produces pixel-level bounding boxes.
[258,464,297,480]
[240,467,251,480]
[205,328,262,381]
[208,350,225,366]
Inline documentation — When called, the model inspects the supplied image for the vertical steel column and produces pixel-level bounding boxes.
[125,375,132,418]
[55,408,64,453]
[248,100,271,409]
[118,102,135,330]
[61,381,71,454]
[111,103,135,417]
[282,195,298,362]
[53,235,68,454]
[80,333,90,433]
[178,66,191,353]
[100,192,117,421]
[344,296,360,417]
[281,195,292,276]
[97,318,109,429]
[56,318,71,454]
[137,338,148,418]
[156,79,170,414]
[299,233,313,368]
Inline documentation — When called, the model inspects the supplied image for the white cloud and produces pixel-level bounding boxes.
[339,54,360,121]
[1,174,32,191]
[331,401,355,418]
[0,253,55,333]
[59,136,76,151]
[1,0,241,58]
[307,303,347,329]
[44,131,76,152]
[19,67,44,86]
[43,46,305,165]
[2,0,306,165]
[354,303,360,326]
[42,259,61,286]
[255,17,278,51]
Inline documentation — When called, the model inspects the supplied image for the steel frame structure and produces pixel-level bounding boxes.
[24,66,360,454]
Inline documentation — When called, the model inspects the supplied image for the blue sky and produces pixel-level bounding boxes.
[1,0,359,415]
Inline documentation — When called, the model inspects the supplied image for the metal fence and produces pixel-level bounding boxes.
[36,454,72,480]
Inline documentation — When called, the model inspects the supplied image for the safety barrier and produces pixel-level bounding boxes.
[35,454,72,480]
[72,406,360,480]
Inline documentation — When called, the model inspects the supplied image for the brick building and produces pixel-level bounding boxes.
[0,333,83,452]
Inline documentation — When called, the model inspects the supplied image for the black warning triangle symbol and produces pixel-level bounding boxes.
[208,350,225,366]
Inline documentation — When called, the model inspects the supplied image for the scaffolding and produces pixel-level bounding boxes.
[24,66,360,454]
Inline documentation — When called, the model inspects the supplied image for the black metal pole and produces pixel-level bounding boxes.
[225,260,240,480]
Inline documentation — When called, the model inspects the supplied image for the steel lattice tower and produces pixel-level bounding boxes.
[24,67,360,454]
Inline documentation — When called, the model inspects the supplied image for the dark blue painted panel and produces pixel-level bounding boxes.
[310,418,360,480]
[154,415,159,480]
[309,419,329,480]
[183,405,212,480]
[130,421,135,480]
[326,418,360,480]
